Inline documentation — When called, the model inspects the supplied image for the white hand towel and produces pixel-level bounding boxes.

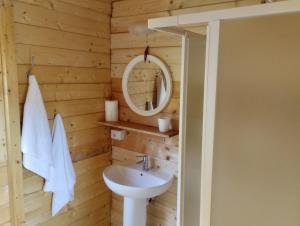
[156,72,167,106]
[44,114,76,216]
[21,75,52,181]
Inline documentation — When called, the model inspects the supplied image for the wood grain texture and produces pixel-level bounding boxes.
[12,0,112,225]
[111,32,181,49]
[15,23,110,53]
[16,44,110,68]
[111,12,170,33]
[14,1,110,38]
[17,0,110,23]
[99,121,178,138]
[0,38,10,226]
[23,153,112,226]
[18,83,111,104]
[0,1,24,225]
[111,63,181,82]
[17,65,110,84]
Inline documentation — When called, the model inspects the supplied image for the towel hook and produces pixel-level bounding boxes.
[144,46,149,62]
[27,55,35,79]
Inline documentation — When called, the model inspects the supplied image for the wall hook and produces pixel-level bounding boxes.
[144,46,149,62]
[27,55,35,78]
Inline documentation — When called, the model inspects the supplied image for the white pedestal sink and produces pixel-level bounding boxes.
[103,164,173,226]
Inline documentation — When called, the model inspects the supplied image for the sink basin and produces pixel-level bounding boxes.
[103,164,173,226]
[103,164,173,199]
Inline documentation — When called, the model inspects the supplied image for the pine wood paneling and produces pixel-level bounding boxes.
[0,202,11,225]
[112,0,180,17]
[17,0,110,22]
[179,0,234,8]
[44,98,105,119]
[0,15,11,226]
[111,63,181,81]
[16,44,110,68]
[111,78,180,97]
[0,166,8,188]
[0,2,24,224]
[113,132,178,164]
[0,162,11,226]
[112,0,240,17]
[111,32,181,49]
[18,83,111,104]
[60,0,111,15]
[23,153,111,226]
[14,1,110,38]
[171,1,236,15]
[15,23,110,53]
[0,69,7,165]
[17,66,110,84]
[13,0,111,225]
[0,186,9,206]
[56,113,105,133]
[111,12,170,33]
[111,47,181,65]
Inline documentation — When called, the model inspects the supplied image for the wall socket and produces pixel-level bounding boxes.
[111,129,127,140]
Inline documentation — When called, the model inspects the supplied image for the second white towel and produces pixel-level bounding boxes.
[44,114,76,216]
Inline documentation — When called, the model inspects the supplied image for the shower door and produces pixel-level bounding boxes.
[178,31,206,226]
[202,12,300,226]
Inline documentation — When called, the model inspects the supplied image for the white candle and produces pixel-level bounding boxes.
[105,100,118,122]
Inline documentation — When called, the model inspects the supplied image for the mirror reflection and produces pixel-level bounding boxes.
[127,61,168,111]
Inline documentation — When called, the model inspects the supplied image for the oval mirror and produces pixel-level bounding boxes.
[122,55,172,116]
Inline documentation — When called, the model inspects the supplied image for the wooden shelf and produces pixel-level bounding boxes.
[98,121,178,138]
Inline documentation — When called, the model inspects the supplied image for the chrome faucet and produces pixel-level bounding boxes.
[136,155,149,171]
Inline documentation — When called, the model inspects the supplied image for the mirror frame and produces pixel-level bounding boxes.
[122,55,172,116]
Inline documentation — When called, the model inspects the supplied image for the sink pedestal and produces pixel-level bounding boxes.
[123,198,147,226]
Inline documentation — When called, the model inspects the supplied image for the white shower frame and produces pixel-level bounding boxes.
[148,1,300,226]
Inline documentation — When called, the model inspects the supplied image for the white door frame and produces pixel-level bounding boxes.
[149,1,300,32]
[199,20,220,226]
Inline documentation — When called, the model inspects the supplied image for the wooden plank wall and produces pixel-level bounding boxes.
[12,0,112,225]
[110,0,283,225]
[0,163,10,226]
[0,1,24,225]
[0,59,11,226]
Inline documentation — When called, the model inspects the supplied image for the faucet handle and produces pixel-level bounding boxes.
[136,155,150,171]
[136,155,148,160]
[136,155,146,164]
